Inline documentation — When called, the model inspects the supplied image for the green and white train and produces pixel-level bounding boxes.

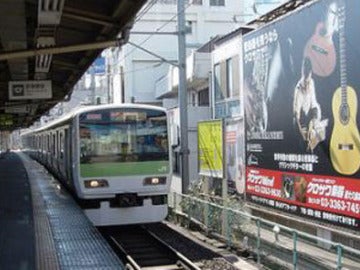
[22,104,171,226]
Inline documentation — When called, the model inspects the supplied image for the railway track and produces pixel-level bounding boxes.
[100,225,202,270]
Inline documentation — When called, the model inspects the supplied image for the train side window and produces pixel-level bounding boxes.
[59,131,64,159]
[52,133,56,156]
[56,131,60,158]
[47,134,50,153]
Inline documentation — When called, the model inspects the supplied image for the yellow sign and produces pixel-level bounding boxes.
[198,120,223,177]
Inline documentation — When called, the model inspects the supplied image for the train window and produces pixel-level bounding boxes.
[79,108,169,164]
[56,131,60,158]
[47,134,50,153]
[59,131,64,159]
[52,133,56,156]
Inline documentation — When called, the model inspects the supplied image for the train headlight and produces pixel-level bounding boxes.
[84,179,109,188]
[143,177,166,185]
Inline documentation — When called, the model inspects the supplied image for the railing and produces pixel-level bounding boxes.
[168,192,360,270]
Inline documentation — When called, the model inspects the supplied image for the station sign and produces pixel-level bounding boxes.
[8,80,52,100]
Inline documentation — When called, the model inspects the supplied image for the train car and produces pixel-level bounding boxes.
[21,104,171,226]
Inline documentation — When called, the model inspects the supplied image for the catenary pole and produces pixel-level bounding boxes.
[177,0,189,193]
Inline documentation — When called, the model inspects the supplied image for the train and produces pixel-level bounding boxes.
[21,104,171,226]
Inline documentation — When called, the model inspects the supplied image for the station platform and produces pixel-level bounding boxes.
[0,151,124,270]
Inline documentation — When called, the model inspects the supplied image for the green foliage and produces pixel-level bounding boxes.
[176,177,251,237]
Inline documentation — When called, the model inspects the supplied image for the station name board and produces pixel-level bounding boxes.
[8,80,52,100]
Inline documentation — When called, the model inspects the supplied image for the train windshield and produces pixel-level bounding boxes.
[78,108,169,177]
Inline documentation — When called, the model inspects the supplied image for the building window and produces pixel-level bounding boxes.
[198,89,209,106]
[157,0,176,4]
[210,0,225,6]
[192,0,203,5]
[191,92,197,106]
[214,64,223,101]
[226,58,233,98]
[186,21,193,34]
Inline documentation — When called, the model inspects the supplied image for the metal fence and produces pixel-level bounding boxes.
[168,192,360,270]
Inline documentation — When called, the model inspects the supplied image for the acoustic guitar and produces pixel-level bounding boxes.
[330,4,360,175]
[304,3,337,77]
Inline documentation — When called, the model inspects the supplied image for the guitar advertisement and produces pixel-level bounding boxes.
[244,0,360,228]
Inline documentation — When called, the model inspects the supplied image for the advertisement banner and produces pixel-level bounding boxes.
[198,120,223,178]
[225,118,245,195]
[244,0,360,227]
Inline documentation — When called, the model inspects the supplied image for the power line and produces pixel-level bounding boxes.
[134,0,159,22]
[118,1,194,64]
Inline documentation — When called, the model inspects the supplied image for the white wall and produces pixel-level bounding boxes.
[168,106,210,193]
[117,1,245,104]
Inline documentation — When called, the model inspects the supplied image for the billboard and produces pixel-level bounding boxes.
[244,0,360,227]
[198,120,223,178]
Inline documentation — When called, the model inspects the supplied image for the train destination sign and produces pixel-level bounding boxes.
[8,80,52,100]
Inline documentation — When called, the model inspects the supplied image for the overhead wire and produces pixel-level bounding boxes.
[134,0,159,22]
[118,0,194,64]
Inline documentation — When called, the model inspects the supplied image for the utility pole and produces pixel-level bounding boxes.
[178,0,189,193]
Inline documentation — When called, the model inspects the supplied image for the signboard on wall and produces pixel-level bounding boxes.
[92,57,106,74]
[225,118,245,195]
[8,80,52,100]
[244,0,360,228]
[198,120,223,178]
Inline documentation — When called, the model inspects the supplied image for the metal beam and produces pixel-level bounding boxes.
[130,31,178,35]
[52,59,81,70]
[62,11,120,28]
[0,39,125,61]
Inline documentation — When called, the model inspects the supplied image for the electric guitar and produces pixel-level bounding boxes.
[304,3,338,77]
[330,4,360,175]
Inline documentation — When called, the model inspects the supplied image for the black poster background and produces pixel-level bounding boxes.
[244,0,360,226]
[244,0,360,177]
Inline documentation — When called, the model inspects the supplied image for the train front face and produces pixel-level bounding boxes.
[76,107,170,226]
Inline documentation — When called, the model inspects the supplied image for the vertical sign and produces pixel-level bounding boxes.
[225,118,245,195]
[198,120,223,178]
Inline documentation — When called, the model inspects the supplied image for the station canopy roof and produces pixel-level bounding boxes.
[0,0,146,130]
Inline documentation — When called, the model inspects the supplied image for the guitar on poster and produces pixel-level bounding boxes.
[304,2,338,77]
[330,3,360,175]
